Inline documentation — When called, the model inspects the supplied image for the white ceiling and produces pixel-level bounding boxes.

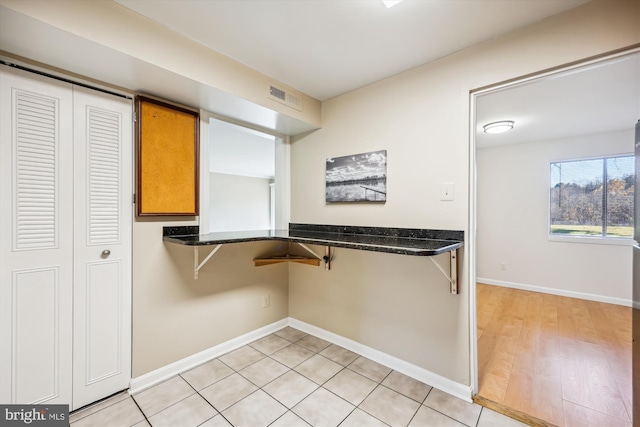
[114,0,588,101]
[476,53,640,148]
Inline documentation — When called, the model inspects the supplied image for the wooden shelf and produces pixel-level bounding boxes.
[253,256,321,267]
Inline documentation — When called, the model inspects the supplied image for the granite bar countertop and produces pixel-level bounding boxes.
[163,224,463,257]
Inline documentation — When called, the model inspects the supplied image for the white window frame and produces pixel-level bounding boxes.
[548,153,634,246]
[199,110,290,232]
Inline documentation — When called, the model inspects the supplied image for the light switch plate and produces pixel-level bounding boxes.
[441,182,454,201]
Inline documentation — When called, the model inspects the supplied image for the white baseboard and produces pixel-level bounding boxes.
[477,278,631,307]
[129,316,472,403]
[288,318,473,403]
[129,318,289,395]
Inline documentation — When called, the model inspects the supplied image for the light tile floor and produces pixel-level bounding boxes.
[70,327,527,427]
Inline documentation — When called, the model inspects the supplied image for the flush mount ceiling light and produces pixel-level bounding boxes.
[382,0,403,8]
[483,120,515,134]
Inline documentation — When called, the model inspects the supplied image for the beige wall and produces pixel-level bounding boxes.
[133,221,289,376]
[290,1,640,385]
[477,130,633,304]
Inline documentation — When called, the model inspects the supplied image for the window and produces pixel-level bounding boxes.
[208,118,276,232]
[550,155,634,238]
[198,113,290,235]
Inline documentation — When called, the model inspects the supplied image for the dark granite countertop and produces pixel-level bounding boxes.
[163,224,463,256]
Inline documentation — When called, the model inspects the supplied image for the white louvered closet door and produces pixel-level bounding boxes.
[72,87,132,410]
[0,67,74,406]
[1,66,132,411]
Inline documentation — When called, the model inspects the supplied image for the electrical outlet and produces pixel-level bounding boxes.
[500,262,507,271]
[262,294,270,309]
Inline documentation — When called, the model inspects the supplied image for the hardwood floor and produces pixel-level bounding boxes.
[476,283,632,427]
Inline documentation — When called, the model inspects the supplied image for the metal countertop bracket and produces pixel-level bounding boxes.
[194,244,223,280]
[296,243,331,270]
[428,249,458,294]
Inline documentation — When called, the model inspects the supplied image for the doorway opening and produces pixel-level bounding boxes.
[471,50,640,425]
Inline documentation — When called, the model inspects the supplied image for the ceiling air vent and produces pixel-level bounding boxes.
[269,83,303,112]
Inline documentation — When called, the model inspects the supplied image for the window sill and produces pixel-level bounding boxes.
[548,235,634,247]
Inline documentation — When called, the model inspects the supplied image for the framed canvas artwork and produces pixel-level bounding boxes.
[326,150,387,202]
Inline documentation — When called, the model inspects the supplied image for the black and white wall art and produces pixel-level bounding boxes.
[326,150,387,202]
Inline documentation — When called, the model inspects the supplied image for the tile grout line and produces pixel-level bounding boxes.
[475,406,484,427]
[332,367,384,425]
[262,339,357,426]
[250,335,398,427]
[423,386,483,427]
[395,375,428,427]
[180,371,236,427]
[260,338,327,425]
[133,379,199,424]
[213,332,324,426]
[129,393,151,427]
[206,347,281,426]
